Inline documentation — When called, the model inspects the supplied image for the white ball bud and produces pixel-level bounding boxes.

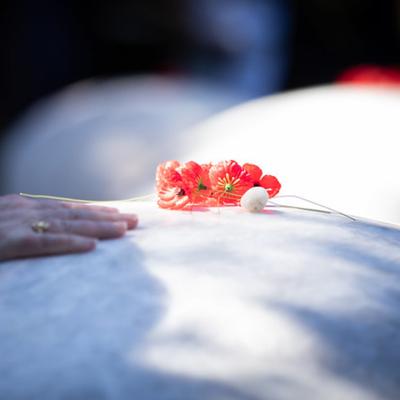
[240,187,269,212]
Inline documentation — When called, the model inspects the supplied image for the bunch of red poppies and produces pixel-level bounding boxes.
[156,160,281,210]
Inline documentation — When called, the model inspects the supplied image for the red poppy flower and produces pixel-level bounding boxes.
[209,160,253,204]
[178,161,212,205]
[243,163,281,198]
[156,161,190,209]
[156,160,281,210]
[156,161,180,189]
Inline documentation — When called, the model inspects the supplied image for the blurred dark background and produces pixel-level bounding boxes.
[0,0,399,136]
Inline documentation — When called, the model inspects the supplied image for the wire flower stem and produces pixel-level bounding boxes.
[271,195,356,221]
[19,193,155,204]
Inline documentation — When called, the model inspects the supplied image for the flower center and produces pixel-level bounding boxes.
[225,183,234,192]
[217,174,241,193]
[198,181,207,191]
[177,188,186,196]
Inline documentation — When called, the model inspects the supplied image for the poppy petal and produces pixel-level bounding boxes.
[259,175,281,198]
[243,163,263,183]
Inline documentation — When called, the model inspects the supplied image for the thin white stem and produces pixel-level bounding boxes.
[267,202,331,215]
[20,192,155,204]
[271,195,357,222]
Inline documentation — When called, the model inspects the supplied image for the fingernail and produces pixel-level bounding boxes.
[121,214,138,229]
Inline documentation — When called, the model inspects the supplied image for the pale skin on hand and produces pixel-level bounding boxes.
[0,194,138,261]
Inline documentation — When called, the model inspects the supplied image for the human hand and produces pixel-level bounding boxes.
[0,194,138,261]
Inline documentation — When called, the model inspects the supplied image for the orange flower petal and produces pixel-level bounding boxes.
[158,187,190,209]
[209,160,253,205]
[243,163,263,183]
[259,175,281,198]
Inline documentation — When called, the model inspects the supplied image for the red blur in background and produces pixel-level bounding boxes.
[338,65,400,87]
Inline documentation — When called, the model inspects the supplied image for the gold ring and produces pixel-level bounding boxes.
[31,221,50,233]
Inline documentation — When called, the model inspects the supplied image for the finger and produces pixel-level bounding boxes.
[30,199,120,213]
[120,214,139,229]
[0,208,138,231]
[47,220,128,239]
[62,203,120,213]
[0,194,31,210]
[3,232,96,260]
[40,209,138,229]
[0,195,120,214]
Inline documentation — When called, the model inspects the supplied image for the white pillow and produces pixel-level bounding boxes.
[186,85,400,225]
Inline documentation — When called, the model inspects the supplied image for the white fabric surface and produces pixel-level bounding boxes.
[1,201,399,400]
